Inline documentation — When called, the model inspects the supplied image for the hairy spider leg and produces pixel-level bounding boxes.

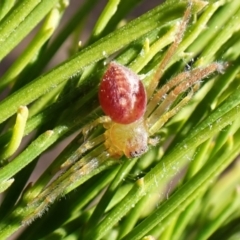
[145,70,193,116]
[49,117,111,171]
[147,64,218,121]
[23,158,102,224]
[59,116,112,169]
[82,116,111,139]
[61,134,106,169]
[146,2,192,99]
[23,117,113,224]
[26,145,106,208]
[23,145,109,225]
[148,62,225,135]
[149,89,195,136]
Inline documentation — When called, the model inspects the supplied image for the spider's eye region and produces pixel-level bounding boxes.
[129,147,147,158]
[98,62,147,124]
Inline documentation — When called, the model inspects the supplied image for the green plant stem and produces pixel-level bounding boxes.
[121,133,240,240]
[91,0,121,41]
[0,179,15,193]
[189,0,240,58]
[87,159,137,228]
[209,120,240,158]
[97,0,142,41]
[0,0,41,41]
[0,84,98,149]
[160,217,177,240]
[0,3,66,90]
[0,106,28,162]
[172,200,201,240]
[0,130,55,182]
[201,156,240,218]
[0,0,61,60]
[0,0,15,20]
[185,138,212,179]
[197,192,240,240]
[118,195,149,239]
[34,0,99,73]
[196,5,240,65]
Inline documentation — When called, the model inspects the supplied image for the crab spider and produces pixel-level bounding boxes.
[23,3,226,224]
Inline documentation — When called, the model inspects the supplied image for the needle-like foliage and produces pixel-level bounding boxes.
[0,0,240,239]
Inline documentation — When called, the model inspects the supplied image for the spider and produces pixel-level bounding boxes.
[23,2,225,224]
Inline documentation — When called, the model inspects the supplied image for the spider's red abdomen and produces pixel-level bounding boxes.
[99,62,147,124]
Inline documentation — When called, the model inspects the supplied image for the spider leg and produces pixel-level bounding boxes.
[31,145,107,207]
[23,145,109,225]
[59,116,111,169]
[146,70,192,116]
[25,116,111,215]
[61,134,105,169]
[148,62,225,135]
[60,115,111,171]
[149,87,195,136]
[146,1,192,99]
[82,116,111,139]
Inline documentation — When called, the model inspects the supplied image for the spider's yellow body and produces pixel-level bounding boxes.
[104,117,148,158]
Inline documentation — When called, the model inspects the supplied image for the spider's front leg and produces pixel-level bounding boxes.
[23,147,109,225]
[60,116,111,169]
[82,116,111,139]
[148,62,226,135]
[146,1,192,99]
